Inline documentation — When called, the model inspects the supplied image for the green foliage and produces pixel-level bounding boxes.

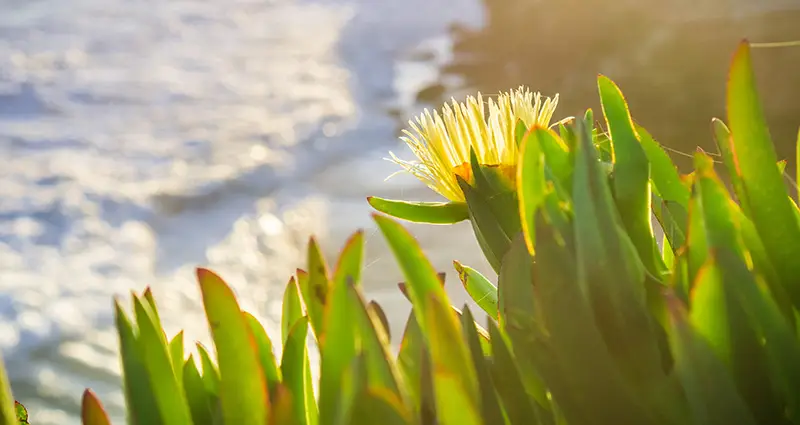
[0,39,798,425]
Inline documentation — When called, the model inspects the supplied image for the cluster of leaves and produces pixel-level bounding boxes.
[0,39,798,425]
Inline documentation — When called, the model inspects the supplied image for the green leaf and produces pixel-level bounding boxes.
[517,127,549,255]
[142,287,163,331]
[169,331,185,389]
[133,295,193,424]
[114,300,163,425]
[717,251,800,422]
[183,356,216,425]
[0,356,16,425]
[598,75,666,277]
[14,402,28,425]
[301,239,331,340]
[424,296,482,425]
[530,211,668,425]
[460,307,505,425]
[245,312,281,397]
[281,317,315,425]
[197,268,269,425]
[572,116,665,385]
[496,234,548,408]
[635,123,689,207]
[367,197,469,224]
[453,261,498,319]
[726,40,800,309]
[270,384,298,425]
[487,320,539,425]
[195,343,220,395]
[350,390,414,425]
[282,276,304,346]
[712,118,750,215]
[319,231,364,425]
[458,177,512,273]
[373,214,452,320]
[396,312,428,416]
[348,284,404,396]
[81,389,112,425]
[689,255,783,424]
[368,301,391,342]
[666,294,758,425]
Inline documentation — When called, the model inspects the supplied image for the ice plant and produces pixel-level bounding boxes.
[386,86,565,202]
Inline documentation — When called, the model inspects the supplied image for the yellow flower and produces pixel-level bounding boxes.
[388,86,567,202]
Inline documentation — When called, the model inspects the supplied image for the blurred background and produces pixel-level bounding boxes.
[0,0,798,423]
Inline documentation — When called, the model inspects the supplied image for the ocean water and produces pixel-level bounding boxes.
[0,0,494,423]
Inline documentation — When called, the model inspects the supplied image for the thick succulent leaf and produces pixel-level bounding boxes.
[195,343,220,395]
[197,268,269,425]
[81,389,112,425]
[350,389,414,425]
[635,124,689,207]
[270,384,298,425]
[711,118,750,214]
[282,276,304,346]
[396,312,432,418]
[368,301,391,341]
[14,401,28,425]
[319,232,363,425]
[244,312,281,397]
[0,356,16,425]
[373,214,452,323]
[598,75,665,277]
[183,356,215,425]
[517,126,549,255]
[453,261,498,319]
[367,197,469,224]
[531,213,671,425]
[726,40,800,309]
[572,116,665,386]
[514,119,528,147]
[666,294,758,425]
[460,307,506,425]
[114,300,163,425]
[717,250,800,422]
[424,296,482,425]
[169,331,185,388]
[281,317,316,425]
[142,287,163,331]
[496,234,548,407]
[348,285,404,397]
[302,239,331,340]
[486,320,539,425]
[133,296,193,424]
[458,176,511,272]
[689,255,783,424]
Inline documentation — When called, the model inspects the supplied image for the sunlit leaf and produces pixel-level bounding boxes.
[666,294,758,425]
[245,312,281,397]
[282,276,304,346]
[302,239,331,340]
[726,40,800,309]
[114,300,163,425]
[453,261,498,319]
[81,389,112,425]
[319,232,363,425]
[460,307,505,425]
[0,355,17,425]
[367,197,469,224]
[281,317,315,425]
[133,295,192,424]
[197,268,269,425]
[183,355,215,425]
